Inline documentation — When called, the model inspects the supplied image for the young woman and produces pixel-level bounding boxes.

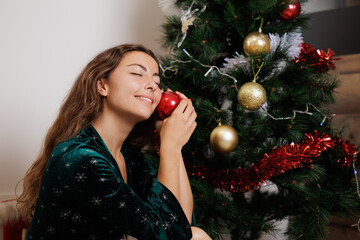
[17,44,211,239]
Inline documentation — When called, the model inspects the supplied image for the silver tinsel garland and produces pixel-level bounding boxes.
[158,0,182,17]
[220,52,251,74]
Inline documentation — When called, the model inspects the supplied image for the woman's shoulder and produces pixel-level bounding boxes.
[51,127,111,166]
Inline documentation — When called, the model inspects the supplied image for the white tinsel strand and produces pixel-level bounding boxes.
[264,28,303,80]
[267,33,281,58]
[158,0,182,17]
[220,52,251,74]
[267,28,303,60]
[263,59,287,81]
[285,28,303,60]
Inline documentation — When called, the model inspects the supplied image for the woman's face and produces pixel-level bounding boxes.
[100,51,162,123]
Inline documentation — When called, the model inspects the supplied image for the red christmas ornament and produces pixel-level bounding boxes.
[155,91,181,119]
[280,0,301,21]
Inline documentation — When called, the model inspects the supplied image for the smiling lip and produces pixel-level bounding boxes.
[135,95,153,104]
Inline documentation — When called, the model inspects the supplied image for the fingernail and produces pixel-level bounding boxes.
[189,98,192,101]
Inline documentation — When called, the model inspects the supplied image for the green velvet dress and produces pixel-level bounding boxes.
[26,125,192,240]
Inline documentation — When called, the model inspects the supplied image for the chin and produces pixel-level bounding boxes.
[135,111,154,122]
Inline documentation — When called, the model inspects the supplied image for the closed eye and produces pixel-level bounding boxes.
[131,72,162,89]
[131,73,142,76]
[156,82,164,90]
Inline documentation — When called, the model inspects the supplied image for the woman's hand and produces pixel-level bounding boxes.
[159,90,197,152]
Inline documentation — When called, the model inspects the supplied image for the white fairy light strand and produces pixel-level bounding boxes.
[159,58,192,78]
[261,103,334,125]
[305,103,335,126]
[261,104,312,120]
[159,64,178,77]
[351,161,360,231]
[182,48,239,90]
[353,162,360,201]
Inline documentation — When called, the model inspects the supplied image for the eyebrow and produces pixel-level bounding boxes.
[127,63,160,77]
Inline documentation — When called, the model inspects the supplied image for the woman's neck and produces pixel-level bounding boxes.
[91,109,136,159]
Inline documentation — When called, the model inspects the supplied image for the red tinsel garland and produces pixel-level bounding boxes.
[185,131,358,193]
[295,43,341,72]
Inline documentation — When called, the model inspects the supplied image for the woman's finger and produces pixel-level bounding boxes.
[172,99,189,115]
[175,91,187,99]
[182,98,196,115]
[182,103,195,119]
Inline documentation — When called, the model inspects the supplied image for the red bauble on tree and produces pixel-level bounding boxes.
[155,91,181,119]
[280,0,301,21]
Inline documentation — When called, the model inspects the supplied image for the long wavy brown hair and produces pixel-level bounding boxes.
[17,44,160,223]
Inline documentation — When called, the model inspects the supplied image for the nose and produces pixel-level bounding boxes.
[145,82,156,91]
[145,77,158,91]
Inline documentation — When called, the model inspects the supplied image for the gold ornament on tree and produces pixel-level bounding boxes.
[238,15,268,111]
[210,119,239,154]
[237,81,266,110]
[243,32,270,57]
[243,17,270,57]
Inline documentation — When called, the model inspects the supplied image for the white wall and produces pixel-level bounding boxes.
[0,0,167,196]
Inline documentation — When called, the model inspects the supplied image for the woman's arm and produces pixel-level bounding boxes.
[157,97,196,210]
[191,227,212,239]
[157,139,193,225]
[157,143,181,201]
[179,152,193,224]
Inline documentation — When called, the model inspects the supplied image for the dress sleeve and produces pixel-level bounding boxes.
[125,145,158,199]
[60,147,192,240]
[128,146,196,227]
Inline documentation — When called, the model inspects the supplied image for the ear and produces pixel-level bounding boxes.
[97,78,108,97]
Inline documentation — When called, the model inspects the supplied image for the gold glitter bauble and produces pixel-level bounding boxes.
[243,32,271,57]
[210,125,239,154]
[237,82,267,111]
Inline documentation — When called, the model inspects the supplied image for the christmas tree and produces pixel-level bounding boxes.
[150,0,360,239]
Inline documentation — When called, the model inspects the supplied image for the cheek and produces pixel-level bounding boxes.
[154,91,162,106]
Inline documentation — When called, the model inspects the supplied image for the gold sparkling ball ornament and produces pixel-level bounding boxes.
[243,31,271,57]
[237,82,267,111]
[210,124,239,154]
